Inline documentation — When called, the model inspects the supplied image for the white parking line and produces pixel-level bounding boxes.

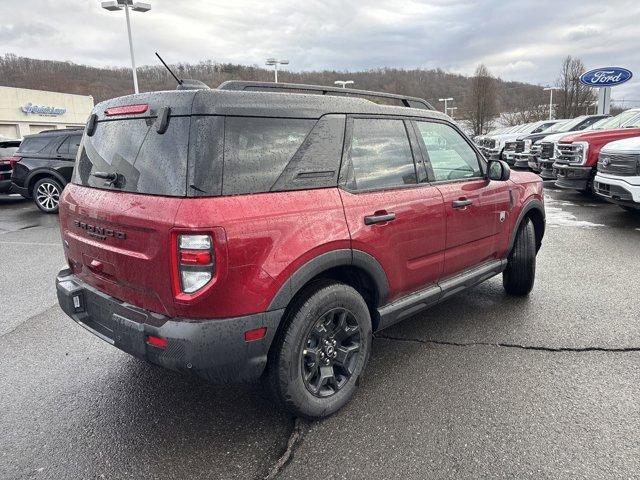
[0,241,61,247]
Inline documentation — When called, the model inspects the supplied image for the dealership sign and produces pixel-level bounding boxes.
[579,67,633,87]
[21,102,67,116]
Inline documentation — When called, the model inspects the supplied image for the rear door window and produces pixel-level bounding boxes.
[222,117,314,195]
[17,136,51,154]
[74,117,190,196]
[343,118,417,191]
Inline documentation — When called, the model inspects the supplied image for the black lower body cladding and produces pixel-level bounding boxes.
[554,164,593,191]
[56,269,284,383]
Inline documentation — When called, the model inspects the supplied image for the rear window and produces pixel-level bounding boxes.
[73,117,190,196]
[17,136,51,154]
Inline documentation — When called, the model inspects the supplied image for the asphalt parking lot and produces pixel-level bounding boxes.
[1,186,639,480]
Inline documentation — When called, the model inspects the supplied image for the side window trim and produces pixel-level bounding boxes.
[411,118,487,185]
[339,115,422,194]
[56,136,71,155]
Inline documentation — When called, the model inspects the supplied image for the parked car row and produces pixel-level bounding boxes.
[475,109,640,211]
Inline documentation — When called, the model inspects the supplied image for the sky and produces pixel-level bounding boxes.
[1,0,639,106]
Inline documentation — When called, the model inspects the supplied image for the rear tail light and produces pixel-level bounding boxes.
[104,103,149,116]
[176,234,214,294]
[0,156,21,168]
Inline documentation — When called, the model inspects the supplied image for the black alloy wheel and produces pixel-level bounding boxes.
[301,307,362,397]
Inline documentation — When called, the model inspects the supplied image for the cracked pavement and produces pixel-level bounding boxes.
[1,186,639,479]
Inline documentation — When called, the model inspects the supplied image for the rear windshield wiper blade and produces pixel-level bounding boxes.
[91,171,124,188]
[91,171,118,181]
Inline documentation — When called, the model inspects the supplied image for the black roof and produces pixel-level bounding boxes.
[94,87,448,122]
[23,127,83,139]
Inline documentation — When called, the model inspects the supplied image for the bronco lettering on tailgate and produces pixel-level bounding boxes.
[73,220,126,240]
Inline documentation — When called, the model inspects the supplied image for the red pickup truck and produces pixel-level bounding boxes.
[554,117,640,192]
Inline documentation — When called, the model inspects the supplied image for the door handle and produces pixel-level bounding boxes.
[452,199,473,208]
[364,212,396,225]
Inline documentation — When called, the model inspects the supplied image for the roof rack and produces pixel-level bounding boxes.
[32,127,84,135]
[217,81,434,110]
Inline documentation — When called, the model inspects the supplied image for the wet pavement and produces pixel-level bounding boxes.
[1,187,639,479]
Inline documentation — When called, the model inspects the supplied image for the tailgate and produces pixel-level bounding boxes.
[60,184,181,317]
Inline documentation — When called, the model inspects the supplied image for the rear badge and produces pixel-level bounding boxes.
[73,220,126,241]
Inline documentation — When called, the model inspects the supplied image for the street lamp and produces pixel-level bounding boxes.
[334,80,354,89]
[438,97,453,114]
[265,58,289,83]
[101,0,151,94]
[543,87,559,120]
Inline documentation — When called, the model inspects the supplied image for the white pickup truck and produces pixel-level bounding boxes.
[594,136,640,211]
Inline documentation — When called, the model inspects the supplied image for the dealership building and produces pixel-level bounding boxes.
[0,86,93,139]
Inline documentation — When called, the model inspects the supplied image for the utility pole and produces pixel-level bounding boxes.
[266,58,289,83]
[334,80,354,89]
[543,87,558,120]
[101,1,151,94]
[447,106,458,119]
[438,97,453,114]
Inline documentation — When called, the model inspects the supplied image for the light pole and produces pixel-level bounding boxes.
[266,58,289,83]
[543,87,558,120]
[101,1,151,94]
[334,80,354,89]
[438,97,453,114]
[447,106,458,119]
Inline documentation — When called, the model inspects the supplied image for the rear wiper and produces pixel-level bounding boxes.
[92,171,123,188]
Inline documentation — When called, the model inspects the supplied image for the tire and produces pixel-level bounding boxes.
[32,177,63,214]
[503,218,536,296]
[266,280,372,419]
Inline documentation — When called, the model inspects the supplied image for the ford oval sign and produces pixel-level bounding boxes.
[580,67,633,87]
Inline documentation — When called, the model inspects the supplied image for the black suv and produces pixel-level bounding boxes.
[10,128,82,213]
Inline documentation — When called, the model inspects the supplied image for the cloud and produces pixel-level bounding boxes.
[0,0,638,104]
[564,25,603,41]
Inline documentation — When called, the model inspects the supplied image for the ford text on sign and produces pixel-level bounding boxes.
[579,67,633,87]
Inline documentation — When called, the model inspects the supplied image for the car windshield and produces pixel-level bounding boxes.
[590,110,640,130]
[543,120,570,133]
[622,113,640,128]
[553,116,590,132]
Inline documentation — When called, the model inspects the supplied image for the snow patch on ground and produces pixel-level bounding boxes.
[544,195,605,228]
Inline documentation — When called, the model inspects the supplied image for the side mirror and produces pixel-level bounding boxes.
[488,160,511,181]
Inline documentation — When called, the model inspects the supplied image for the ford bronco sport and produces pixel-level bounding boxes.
[56,81,545,418]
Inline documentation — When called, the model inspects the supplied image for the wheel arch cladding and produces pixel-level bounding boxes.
[510,200,545,253]
[28,170,67,194]
[267,249,389,330]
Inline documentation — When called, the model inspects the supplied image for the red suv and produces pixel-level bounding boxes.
[56,82,545,418]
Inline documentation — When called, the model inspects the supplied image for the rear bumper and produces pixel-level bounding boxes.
[9,183,29,197]
[0,179,11,193]
[553,164,593,191]
[56,269,284,383]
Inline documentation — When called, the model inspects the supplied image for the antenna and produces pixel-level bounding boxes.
[155,52,182,85]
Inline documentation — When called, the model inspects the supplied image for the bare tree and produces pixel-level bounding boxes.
[462,64,498,136]
[555,56,596,118]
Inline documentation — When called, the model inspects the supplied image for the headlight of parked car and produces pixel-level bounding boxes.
[573,141,589,164]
